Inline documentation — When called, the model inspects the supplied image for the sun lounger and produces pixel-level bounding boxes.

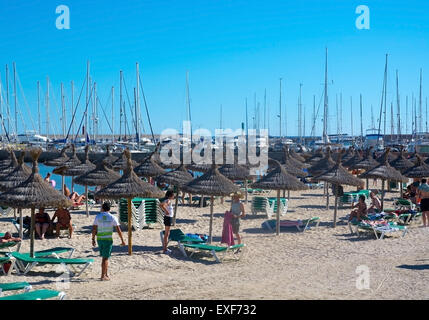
[263,217,320,232]
[0,256,17,276]
[23,247,75,259]
[0,240,21,253]
[10,218,30,238]
[181,243,246,263]
[160,229,206,256]
[0,282,32,296]
[0,289,66,300]
[394,199,416,211]
[0,206,12,216]
[356,221,408,240]
[251,197,288,218]
[8,252,93,277]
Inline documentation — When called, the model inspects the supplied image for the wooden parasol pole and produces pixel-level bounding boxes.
[30,207,35,258]
[172,188,180,226]
[333,184,338,228]
[85,185,89,217]
[381,179,385,211]
[18,209,23,239]
[209,196,214,243]
[244,180,248,204]
[276,189,280,236]
[127,198,133,255]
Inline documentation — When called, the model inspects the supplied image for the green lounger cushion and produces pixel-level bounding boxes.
[21,247,74,258]
[183,243,244,252]
[0,241,17,250]
[10,252,93,265]
[0,289,63,300]
[0,282,30,292]
[167,229,204,243]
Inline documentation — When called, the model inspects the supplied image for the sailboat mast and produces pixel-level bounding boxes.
[136,62,140,144]
[13,62,18,137]
[419,69,423,135]
[377,54,388,148]
[46,76,50,140]
[93,82,97,143]
[71,81,74,141]
[312,94,316,139]
[264,89,266,130]
[390,102,394,140]
[5,65,10,135]
[279,78,282,138]
[396,70,401,141]
[360,94,363,146]
[61,82,65,138]
[119,71,123,141]
[112,86,114,142]
[186,71,192,145]
[405,96,408,135]
[299,83,303,144]
[350,97,353,138]
[37,81,40,134]
[323,48,329,144]
[85,61,90,142]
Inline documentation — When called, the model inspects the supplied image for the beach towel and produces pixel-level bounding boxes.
[221,211,235,246]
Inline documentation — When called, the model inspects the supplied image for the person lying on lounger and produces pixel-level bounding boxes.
[0,231,21,243]
[64,184,85,203]
[368,191,382,213]
[349,195,367,222]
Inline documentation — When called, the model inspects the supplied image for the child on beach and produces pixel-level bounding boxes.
[349,195,367,222]
[92,202,125,281]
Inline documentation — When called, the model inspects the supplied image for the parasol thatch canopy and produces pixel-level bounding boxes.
[285,147,308,169]
[251,159,308,191]
[95,150,164,200]
[408,151,427,165]
[307,147,335,176]
[74,160,121,187]
[218,164,252,181]
[289,148,306,163]
[376,149,397,164]
[402,155,429,178]
[134,152,166,178]
[342,149,363,169]
[0,149,20,178]
[53,145,96,177]
[156,164,193,188]
[312,152,364,227]
[350,147,379,171]
[44,145,70,167]
[95,145,118,166]
[0,148,73,209]
[341,147,355,164]
[0,151,32,192]
[305,148,324,165]
[182,165,239,196]
[389,147,414,173]
[358,149,407,182]
[111,151,139,171]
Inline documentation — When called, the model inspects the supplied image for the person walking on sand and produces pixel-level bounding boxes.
[161,190,175,254]
[92,202,125,281]
[417,178,429,227]
[230,192,245,244]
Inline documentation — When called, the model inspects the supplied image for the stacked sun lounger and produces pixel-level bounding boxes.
[251,196,287,218]
[119,198,164,230]
[339,189,370,206]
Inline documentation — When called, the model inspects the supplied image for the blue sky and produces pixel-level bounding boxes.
[0,0,428,138]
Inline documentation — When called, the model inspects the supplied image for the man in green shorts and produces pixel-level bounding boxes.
[92,202,125,281]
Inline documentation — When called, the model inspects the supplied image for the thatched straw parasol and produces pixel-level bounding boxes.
[0,151,31,237]
[74,160,121,217]
[342,149,363,169]
[305,148,324,165]
[156,164,193,225]
[349,148,379,189]
[358,148,407,209]
[289,148,306,163]
[0,148,72,257]
[44,145,71,194]
[95,150,164,255]
[341,147,355,164]
[182,165,239,243]
[134,151,166,179]
[389,147,414,173]
[95,145,118,166]
[111,150,139,171]
[312,152,364,227]
[285,147,308,169]
[408,151,427,165]
[402,155,429,179]
[0,149,19,178]
[52,144,82,193]
[218,163,253,204]
[307,147,335,176]
[251,159,308,235]
[376,149,397,164]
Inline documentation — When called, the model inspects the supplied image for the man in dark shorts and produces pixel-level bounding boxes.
[92,202,126,281]
[417,179,429,227]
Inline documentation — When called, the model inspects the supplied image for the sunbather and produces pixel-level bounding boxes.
[368,191,382,213]
[64,184,85,203]
[0,231,21,243]
[51,207,73,238]
[349,195,367,221]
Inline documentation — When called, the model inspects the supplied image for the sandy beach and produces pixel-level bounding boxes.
[1,183,428,300]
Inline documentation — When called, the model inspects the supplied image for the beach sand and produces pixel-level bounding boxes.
[1,183,428,300]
